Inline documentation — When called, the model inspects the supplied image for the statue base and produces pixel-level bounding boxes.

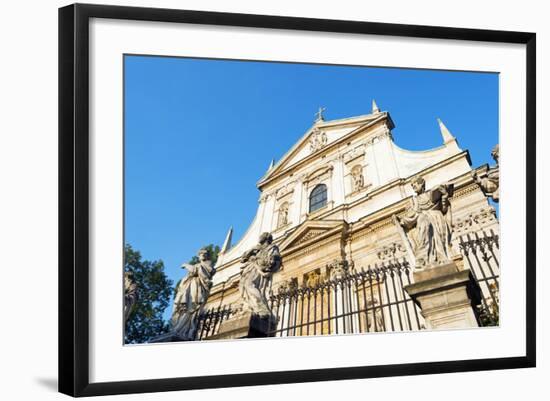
[149,332,193,343]
[404,259,482,330]
[206,311,277,340]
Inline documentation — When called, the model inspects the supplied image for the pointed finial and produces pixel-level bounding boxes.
[314,107,326,122]
[437,118,455,143]
[268,159,275,170]
[220,226,233,254]
[372,99,380,114]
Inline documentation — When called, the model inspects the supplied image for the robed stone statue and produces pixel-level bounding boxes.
[238,232,281,318]
[151,248,215,342]
[123,271,138,324]
[393,176,455,269]
[472,144,499,202]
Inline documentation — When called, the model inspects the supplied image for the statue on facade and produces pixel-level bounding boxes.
[393,176,455,269]
[277,202,289,228]
[366,297,385,332]
[151,248,215,342]
[472,144,499,202]
[351,165,364,192]
[123,271,138,324]
[238,232,281,318]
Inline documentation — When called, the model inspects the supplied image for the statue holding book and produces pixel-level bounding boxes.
[393,176,455,269]
[239,232,281,317]
[151,248,215,342]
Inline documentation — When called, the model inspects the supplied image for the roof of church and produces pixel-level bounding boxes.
[257,109,394,188]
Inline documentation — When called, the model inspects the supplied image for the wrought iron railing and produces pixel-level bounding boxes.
[458,229,500,325]
[266,260,423,336]
[197,229,500,339]
[196,305,234,340]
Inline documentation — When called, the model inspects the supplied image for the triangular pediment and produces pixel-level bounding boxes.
[258,113,388,188]
[279,219,348,253]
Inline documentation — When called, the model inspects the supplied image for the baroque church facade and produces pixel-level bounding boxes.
[197,101,500,338]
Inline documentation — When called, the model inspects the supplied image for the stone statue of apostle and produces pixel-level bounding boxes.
[151,248,215,342]
[393,176,455,268]
[123,271,138,324]
[238,232,281,318]
[472,144,499,202]
[171,248,215,340]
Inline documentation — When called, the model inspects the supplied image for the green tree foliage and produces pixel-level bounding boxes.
[478,299,499,327]
[478,283,499,327]
[124,244,173,344]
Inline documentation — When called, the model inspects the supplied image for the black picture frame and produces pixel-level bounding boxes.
[59,3,536,397]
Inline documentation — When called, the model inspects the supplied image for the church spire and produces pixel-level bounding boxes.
[372,99,380,114]
[220,226,233,254]
[437,118,455,143]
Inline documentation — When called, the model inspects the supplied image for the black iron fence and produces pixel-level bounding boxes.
[197,229,500,339]
[458,229,500,326]
[267,260,423,336]
[196,305,233,340]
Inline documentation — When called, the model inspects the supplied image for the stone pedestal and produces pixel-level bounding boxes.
[149,332,192,343]
[206,311,277,340]
[404,260,482,330]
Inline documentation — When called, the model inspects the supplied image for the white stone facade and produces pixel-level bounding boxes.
[205,106,498,313]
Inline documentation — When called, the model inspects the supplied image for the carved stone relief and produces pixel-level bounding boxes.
[376,242,406,261]
[309,128,328,153]
[365,297,385,332]
[295,229,325,245]
[327,259,350,279]
[366,125,392,145]
[304,269,322,287]
[452,207,498,235]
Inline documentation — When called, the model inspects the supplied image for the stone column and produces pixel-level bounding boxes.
[333,283,345,334]
[331,156,345,206]
[404,258,482,330]
[293,177,305,225]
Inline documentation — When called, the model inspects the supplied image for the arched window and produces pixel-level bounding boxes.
[309,184,327,213]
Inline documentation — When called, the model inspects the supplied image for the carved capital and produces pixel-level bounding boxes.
[326,259,349,279]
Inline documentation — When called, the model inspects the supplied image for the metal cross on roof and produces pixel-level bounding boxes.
[314,107,326,122]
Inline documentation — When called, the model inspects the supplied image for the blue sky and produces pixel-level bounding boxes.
[124,55,499,316]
